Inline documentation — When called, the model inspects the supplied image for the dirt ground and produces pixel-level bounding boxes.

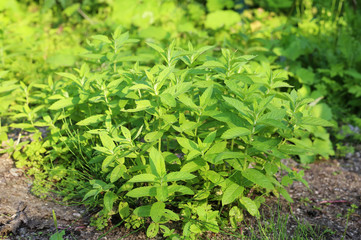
[0,150,360,239]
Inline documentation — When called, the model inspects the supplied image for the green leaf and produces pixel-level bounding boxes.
[181,159,207,172]
[49,231,65,240]
[102,156,116,171]
[300,117,334,127]
[221,127,251,139]
[177,94,198,110]
[176,137,200,152]
[110,165,126,183]
[200,86,213,108]
[157,66,174,86]
[144,131,164,142]
[104,191,118,212]
[149,147,166,177]
[203,131,217,147]
[156,185,169,202]
[222,183,244,205]
[258,119,287,129]
[82,189,98,201]
[222,96,252,121]
[126,186,157,198]
[128,174,156,183]
[278,187,293,203]
[150,202,165,223]
[118,202,130,219]
[279,144,307,155]
[91,35,111,43]
[77,114,105,126]
[229,206,244,229]
[121,126,132,140]
[165,172,196,182]
[134,205,152,217]
[240,197,259,217]
[160,93,176,107]
[164,209,180,221]
[146,42,165,53]
[205,170,223,184]
[147,222,159,238]
[168,185,194,195]
[49,97,79,110]
[99,132,116,151]
[123,100,151,112]
[242,169,274,190]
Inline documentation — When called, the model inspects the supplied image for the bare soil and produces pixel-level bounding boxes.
[1,150,360,240]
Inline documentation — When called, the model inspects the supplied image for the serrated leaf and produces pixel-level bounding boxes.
[258,119,287,129]
[157,66,174,85]
[177,94,198,110]
[242,168,274,190]
[202,60,224,68]
[77,114,105,126]
[271,81,293,88]
[222,183,244,205]
[221,127,251,139]
[200,86,213,108]
[300,117,334,127]
[222,96,252,122]
[279,144,307,155]
[160,93,176,107]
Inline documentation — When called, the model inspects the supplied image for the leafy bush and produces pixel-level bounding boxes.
[19,30,331,238]
[2,0,359,238]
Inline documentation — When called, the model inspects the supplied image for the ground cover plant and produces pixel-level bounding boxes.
[1,0,360,239]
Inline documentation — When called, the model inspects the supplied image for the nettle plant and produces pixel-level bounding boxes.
[41,30,332,238]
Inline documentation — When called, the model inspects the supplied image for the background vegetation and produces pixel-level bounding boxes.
[0,0,360,238]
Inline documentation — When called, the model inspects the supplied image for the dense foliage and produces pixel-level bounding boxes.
[1,0,359,238]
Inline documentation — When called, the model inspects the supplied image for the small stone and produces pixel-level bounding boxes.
[9,168,23,177]
[73,212,81,218]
